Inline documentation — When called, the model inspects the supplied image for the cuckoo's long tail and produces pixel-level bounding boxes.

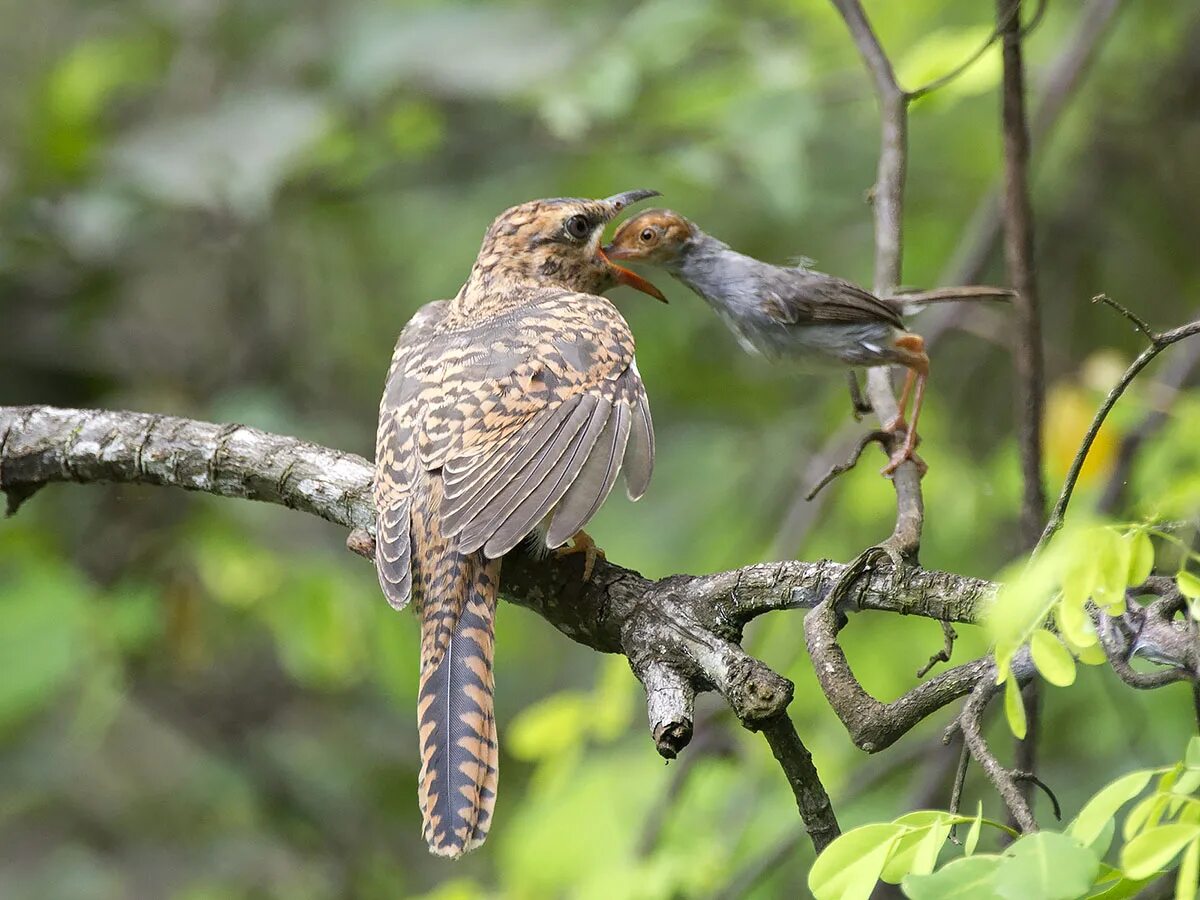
[412,492,500,858]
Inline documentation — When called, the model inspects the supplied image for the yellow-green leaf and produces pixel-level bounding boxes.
[1178,570,1200,600]
[1055,595,1097,649]
[965,802,983,857]
[1004,673,1027,740]
[1126,531,1154,586]
[1069,769,1154,847]
[1030,629,1076,687]
[809,823,901,900]
[1177,837,1199,900]
[1121,824,1200,880]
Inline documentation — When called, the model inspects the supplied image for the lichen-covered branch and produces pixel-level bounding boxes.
[3,404,1194,850]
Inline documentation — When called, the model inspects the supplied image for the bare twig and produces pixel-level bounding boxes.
[923,0,1125,344]
[829,0,926,559]
[1012,681,1041,825]
[1012,770,1062,821]
[957,664,1038,832]
[1040,318,1200,547]
[1099,338,1200,514]
[947,742,972,843]
[1092,293,1158,344]
[997,0,1047,549]
[905,0,1035,102]
[759,714,842,852]
[805,429,888,500]
[916,621,959,678]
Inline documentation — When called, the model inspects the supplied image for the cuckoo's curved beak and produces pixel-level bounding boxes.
[601,188,661,221]
[598,248,667,303]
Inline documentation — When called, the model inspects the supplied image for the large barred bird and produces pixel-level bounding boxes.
[373,190,664,857]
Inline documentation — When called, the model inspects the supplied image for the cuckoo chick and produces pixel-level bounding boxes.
[374,190,664,857]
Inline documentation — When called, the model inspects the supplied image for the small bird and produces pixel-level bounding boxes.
[374,190,663,857]
[605,209,931,474]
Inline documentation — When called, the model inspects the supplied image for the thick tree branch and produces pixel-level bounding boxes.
[4,404,1193,850]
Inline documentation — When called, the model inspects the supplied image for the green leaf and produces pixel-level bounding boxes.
[1178,570,1200,600]
[1069,770,1155,847]
[1086,875,1157,899]
[1056,596,1098,649]
[1086,817,1117,860]
[965,802,983,857]
[810,824,902,900]
[1126,531,1155,586]
[994,832,1100,900]
[1186,736,1200,771]
[1093,530,1130,614]
[911,819,952,876]
[1121,824,1200,880]
[1004,673,1027,739]
[1176,837,1199,900]
[1030,629,1077,686]
[1124,792,1169,840]
[902,855,1004,900]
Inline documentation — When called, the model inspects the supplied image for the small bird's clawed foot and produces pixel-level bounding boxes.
[555,530,606,582]
[881,438,927,477]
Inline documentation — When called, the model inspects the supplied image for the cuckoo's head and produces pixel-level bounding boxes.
[466,190,667,301]
[603,209,696,269]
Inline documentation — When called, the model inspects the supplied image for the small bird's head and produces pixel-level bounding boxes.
[465,190,667,302]
[603,209,695,268]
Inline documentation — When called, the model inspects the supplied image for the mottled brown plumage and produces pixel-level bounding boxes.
[374,191,662,857]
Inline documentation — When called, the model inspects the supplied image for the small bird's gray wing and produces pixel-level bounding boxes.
[418,291,653,559]
[374,300,450,610]
[765,271,905,329]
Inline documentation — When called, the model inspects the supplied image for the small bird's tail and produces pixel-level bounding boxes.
[412,484,500,858]
[891,285,1016,315]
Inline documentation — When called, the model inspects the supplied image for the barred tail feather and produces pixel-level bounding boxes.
[414,536,500,858]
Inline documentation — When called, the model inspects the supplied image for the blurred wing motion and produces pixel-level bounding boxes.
[373,289,652,857]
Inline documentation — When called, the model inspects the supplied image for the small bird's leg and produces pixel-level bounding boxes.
[885,368,916,432]
[883,369,927,476]
[847,371,872,420]
[555,530,606,582]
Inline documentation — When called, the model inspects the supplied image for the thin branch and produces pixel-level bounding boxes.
[1099,338,1200,514]
[916,621,959,678]
[1039,318,1200,547]
[759,714,842,852]
[905,0,1032,102]
[947,742,971,843]
[1092,293,1159,345]
[923,0,1124,345]
[957,665,1038,832]
[998,0,1048,550]
[805,429,888,500]
[829,0,925,558]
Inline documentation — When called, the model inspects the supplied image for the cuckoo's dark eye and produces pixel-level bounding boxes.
[640,228,656,243]
[564,215,591,240]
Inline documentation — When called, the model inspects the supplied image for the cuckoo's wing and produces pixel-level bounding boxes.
[416,290,654,559]
[374,300,449,611]
[764,271,906,329]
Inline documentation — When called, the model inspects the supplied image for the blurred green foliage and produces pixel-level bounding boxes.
[2,0,1200,897]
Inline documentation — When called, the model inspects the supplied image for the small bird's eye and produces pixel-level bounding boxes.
[640,228,656,243]
[565,215,591,240]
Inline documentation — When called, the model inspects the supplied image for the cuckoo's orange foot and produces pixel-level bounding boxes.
[555,530,606,582]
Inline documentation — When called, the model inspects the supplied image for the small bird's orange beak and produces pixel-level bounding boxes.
[599,249,667,303]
